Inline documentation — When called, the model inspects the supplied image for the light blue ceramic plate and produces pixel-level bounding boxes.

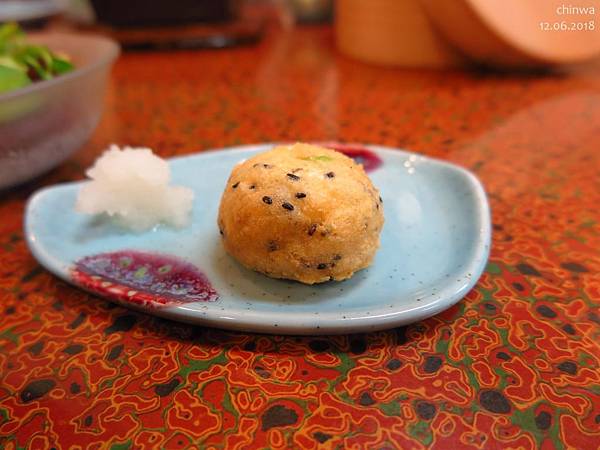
[25,144,490,335]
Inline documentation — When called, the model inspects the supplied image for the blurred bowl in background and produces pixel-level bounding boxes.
[0,33,119,190]
[335,0,466,68]
[0,0,63,25]
[420,0,600,68]
[336,0,600,69]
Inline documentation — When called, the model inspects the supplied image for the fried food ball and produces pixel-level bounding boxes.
[217,143,384,284]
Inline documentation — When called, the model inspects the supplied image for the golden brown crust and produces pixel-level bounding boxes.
[217,143,384,284]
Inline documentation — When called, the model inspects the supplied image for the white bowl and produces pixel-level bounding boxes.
[0,32,119,190]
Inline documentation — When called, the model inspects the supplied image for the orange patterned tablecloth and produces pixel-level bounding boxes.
[1,27,599,449]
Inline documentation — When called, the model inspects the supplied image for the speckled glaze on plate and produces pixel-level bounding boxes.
[25,144,490,335]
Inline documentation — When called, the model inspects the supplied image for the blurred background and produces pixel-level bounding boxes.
[2,0,600,189]
[4,0,600,68]
[0,0,328,51]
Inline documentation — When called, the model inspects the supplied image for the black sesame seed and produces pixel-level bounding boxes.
[317,263,327,270]
[262,196,273,204]
[295,192,306,199]
[379,196,383,203]
[219,228,224,236]
[308,224,317,236]
[232,182,239,189]
[287,173,300,181]
[333,254,342,260]
[282,202,294,211]
[263,164,272,168]
[267,241,278,252]
[249,185,256,190]
[325,172,335,178]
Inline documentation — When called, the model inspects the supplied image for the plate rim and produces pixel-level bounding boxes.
[25,143,491,335]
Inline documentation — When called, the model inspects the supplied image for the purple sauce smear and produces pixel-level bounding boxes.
[72,250,218,307]
[314,142,383,172]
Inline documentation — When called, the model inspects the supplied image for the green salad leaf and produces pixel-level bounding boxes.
[52,56,74,75]
[0,65,31,92]
[0,22,74,94]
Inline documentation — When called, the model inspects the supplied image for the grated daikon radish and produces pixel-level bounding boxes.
[75,145,194,231]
